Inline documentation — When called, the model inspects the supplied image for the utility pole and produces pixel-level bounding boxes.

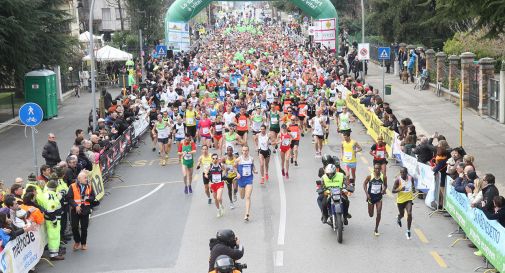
[89,0,97,130]
[360,0,366,82]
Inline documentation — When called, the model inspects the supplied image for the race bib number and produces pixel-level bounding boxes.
[282,139,291,146]
[184,153,192,160]
[186,117,194,125]
[336,106,343,112]
[242,165,252,176]
[212,173,222,183]
[290,132,297,139]
[376,150,385,158]
[371,184,382,194]
[239,120,246,127]
[215,124,223,131]
[202,127,210,135]
[271,117,278,124]
[402,180,412,192]
[343,151,353,161]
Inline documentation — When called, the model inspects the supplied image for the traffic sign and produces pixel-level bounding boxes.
[357,43,370,61]
[19,103,43,127]
[156,45,167,57]
[378,47,391,60]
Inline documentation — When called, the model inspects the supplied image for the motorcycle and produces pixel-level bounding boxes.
[214,261,247,273]
[316,180,346,244]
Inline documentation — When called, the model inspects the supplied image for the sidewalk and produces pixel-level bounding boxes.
[365,62,505,192]
[0,88,121,186]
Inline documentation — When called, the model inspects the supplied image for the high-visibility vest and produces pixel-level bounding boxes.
[71,183,92,206]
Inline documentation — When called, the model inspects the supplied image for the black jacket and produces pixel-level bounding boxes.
[482,207,505,227]
[412,140,435,164]
[208,239,244,271]
[477,184,500,214]
[42,141,61,166]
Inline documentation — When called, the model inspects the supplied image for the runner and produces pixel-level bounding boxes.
[224,124,241,155]
[268,104,281,153]
[341,132,362,186]
[257,125,271,184]
[288,116,301,166]
[148,105,159,152]
[224,146,238,209]
[211,114,225,155]
[173,116,186,160]
[333,92,346,125]
[392,167,415,239]
[235,107,250,145]
[197,145,213,204]
[276,124,292,179]
[235,145,258,221]
[297,97,308,136]
[199,112,213,148]
[250,106,266,148]
[370,135,389,176]
[363,163,388,236]
[152,113,171,166]
[311,109,327,157]
[178,134,197,194]
[337,106,353,135]
[205,153,226,217]
[184,103,198,140]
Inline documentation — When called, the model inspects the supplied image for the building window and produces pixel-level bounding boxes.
[102,8,111,21]
[115,8,122,20]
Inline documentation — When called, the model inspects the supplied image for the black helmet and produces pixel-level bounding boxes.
[322,154,333,167]
[332,156,340,167]
[215,255,235,273]
[216,229,236,247]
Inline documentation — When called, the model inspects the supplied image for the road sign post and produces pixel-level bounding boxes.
[156,45,168,58]
[378,47,391,99]
[19,103,43,175]
[358,43,370,82]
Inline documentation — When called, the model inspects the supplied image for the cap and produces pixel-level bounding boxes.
[98,118,105,122]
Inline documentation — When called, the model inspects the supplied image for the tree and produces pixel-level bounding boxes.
[125,0,167,45]
[0,0,78,93]
[433,0,505,38]
[105,0,125,31]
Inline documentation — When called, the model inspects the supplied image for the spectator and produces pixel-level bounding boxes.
[64,155,79,186]
[14,177,24,185]
[432,140,450,208]
[36,165,52,183]
[20,192,44,225]
[447,147,465,180]
[398,118,413,140]
[77,146,93,172]
[474,174,499,214]
[10,184,23,203]
[466,177,484,206]
[412,136,435,164]
[42,133,61,167]
[463,154,476,173]
[479,196,505,227]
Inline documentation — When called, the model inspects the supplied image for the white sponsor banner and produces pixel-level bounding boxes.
[0,227,47,273]
[399,151,436,208]
[167,21,191,52]
[133,112,149,137]
[358,43,370,60]
[313,18,336,50]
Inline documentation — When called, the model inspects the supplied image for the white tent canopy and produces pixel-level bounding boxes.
[82,45,133,62]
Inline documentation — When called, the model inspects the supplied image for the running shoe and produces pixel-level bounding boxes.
[189,185,193,193]
[474,250,483,256]
[397,217,402,227]
[244,214,249,221]
[173,140,176,144]
[281,169,285,176]
[265,174,269,180]
[294,161,298,166]
[165,155,169,159]
[374,231,380,236]
[233,193,237,202]
[406,230,411,240]
[184,186,188,194]
[220,206,225,216]
[208,198,212,204]
[152,147,156,152]
[285,172,289,179]
[290,157,293,164]
[301,133,304,137]
[273,149,277,154]
[161,159,166,166]
[217,209,222,218]
[230,203,235,210]
[260,177,265,184]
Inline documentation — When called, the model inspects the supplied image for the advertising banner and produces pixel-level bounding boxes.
[312,18,337,50]
[445,180,505,272]
[166,21,191,52]
[89,164,105,201]
[0,228,47,273]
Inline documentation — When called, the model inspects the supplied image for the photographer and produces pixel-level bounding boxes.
[209,229,244,272]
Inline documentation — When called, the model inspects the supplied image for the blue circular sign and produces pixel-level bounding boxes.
[19,103,43,126]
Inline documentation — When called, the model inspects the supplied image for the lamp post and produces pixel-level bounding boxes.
[360,0,365,82]
[88,0,97,131]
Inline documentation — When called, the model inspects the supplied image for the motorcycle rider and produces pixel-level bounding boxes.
[211,255,245,273]
[317,164,351,225]
[318,154,346,178]
[209,229,244,272]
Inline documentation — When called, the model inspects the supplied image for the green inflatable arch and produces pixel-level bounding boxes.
[164,0,338,51]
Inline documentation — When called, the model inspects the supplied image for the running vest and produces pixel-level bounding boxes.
[225,132,237,150]
[185,110,196,126]
[214,122,224,135]
[156,121,170,138]
[270,112,280,128]
[251,114,263,131]
[201,154,212,171]
[237,156,253,180]
[368,173,384,195]
[322,172,344,188]
[339,113,351,131]
[181,143,194,165]
[174,123,185,139]
[280,132,291,148]
[225,157,237,178]
[373,144,387,161]
[335,98,345,112]
[288,125,300,141]
[397,176,414,203]
[209,163,224,184]
[237,114,248,131]
[258,133,270,151]
[342,140,357,163]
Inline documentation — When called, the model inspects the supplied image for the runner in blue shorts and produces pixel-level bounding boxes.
[235,145,257,221]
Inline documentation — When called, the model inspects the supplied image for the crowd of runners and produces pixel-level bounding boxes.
[140,13,420,238]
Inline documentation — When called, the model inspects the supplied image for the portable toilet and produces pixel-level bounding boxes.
[24,69,58,119]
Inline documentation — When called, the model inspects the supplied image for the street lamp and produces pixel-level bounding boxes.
[89,0,97,131]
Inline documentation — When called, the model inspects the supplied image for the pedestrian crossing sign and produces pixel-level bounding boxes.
[378,47,390,60]
[156,45,167,57]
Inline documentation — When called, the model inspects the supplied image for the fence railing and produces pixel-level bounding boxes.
[0,91,24,123]
[488,78,501,120]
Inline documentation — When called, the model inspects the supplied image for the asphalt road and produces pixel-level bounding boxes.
[34,115,484,273]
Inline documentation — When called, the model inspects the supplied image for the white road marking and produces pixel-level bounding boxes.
[91,184,165,219]
[275,154,287,246]
[274,250,284,267]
